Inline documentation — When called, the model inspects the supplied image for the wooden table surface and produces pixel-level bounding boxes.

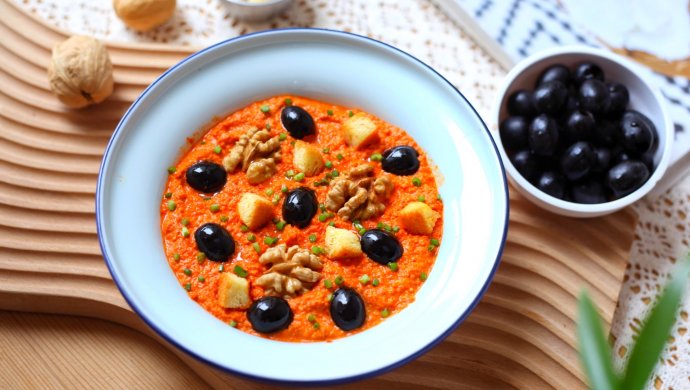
[0,1,639,388]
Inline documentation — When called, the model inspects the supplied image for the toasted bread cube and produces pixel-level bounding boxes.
[293,140,324,176]
[217,273,251,309]
[399,201,440,235]
[342,113,379,149]
[325,226,362,259]
[238,193,273,230]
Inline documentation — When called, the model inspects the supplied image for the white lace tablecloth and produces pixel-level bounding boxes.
[15,0,690,388]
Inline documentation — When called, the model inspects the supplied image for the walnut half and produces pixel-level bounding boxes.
[325,164,394,221]
[223,127,281,184]
[255,245,323,299]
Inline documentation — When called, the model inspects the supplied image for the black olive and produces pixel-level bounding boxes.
[533,81,568,115]
[381,145,420,176]
[282,187,318,228]
[185,161,227,193]
[560,142,596,182]
[536,64,571,87]
[507,90,536,117]
[612,150,632,166]
[330,288,366,331]
[247,297,293,334]
[528,115,559,156]
[640,151,655,172]
[499,117,529,150]
[620,111,656,155]
[573,62,604,86]
[280,106,315,139]
[592,120,619,147]
[571,179,607,204]
[591,147,612,174]
[510,150,538,182]
[563,110,595,142]
[579,79,609,116]
[536,171,566,199]
[606,161,650,198]
[563,93,581,115]
[194,223,235,262]
[360,229,403,265]
[605,83,629,117]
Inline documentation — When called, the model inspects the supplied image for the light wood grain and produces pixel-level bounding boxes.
[0,0,638,388]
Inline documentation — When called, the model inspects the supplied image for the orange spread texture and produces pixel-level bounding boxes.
[160,96,443,342]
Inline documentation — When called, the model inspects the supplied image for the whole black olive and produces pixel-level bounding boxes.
[247,297,293,334]
[591,147,612,174]
[571,179,607,204]
[536,64,571,87]
[194,223,235,262]
[381,145,420,176]
[563,110,595,142]
[360,229,403,265]
[573,62,604,86]
[560,142,596,181]
[563,93,581,114]
[510,150,538,182]
[185,161,227,193]
[536,171,566,199]
[282,187,318,228]
[606,161,650,198]
[620,111,656,155]
[640,152,655,172]
[499,117,529,150]
[605,83,629,117]
[579,79,609,116]
[592,120,619,147]
[330,288,366,331]
[507,90,536,117]
[533,81,568,115]
[528,114,559,156]
[281,106,315,139]
[612,149,632,166]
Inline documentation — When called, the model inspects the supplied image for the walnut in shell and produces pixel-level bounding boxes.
[47,36,114,109]
[113,0,176,32]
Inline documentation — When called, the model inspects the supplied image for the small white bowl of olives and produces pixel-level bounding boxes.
[493,45,674,218]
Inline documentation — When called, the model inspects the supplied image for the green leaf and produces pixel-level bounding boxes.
[620,257,690,390]
[577,291,619,390]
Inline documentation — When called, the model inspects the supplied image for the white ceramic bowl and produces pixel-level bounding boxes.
[493,46,673,218]
[223,0,293,22]
[97,29,508,384]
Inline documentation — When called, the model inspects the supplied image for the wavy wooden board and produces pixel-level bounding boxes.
[0,1,637,388]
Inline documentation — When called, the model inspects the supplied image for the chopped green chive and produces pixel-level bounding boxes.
[324,279,333,289]
[281,184,288,193]
[284,98,293,106]
[265,189,274,196]
[275,220,286,231]
[285,170,295,178]
[328,221,335,227]
[293,172,305,182]
[319,204,326,212]
[264,236,278,246]
[412,177,422,187]
[247,234,256,242]
[334,275,344,286]
[308,234,317,243]
[372,278,380,287]
[200,141,206,145]
[228,320,237,327]
[313,322,320,330]
[252,242,261,253]
[311,246,325,255]
[331,169,339,177]
[213,145,222,154]
[233,265,248,278]
[318,213,333,222]
[322,147,330,154]
[181,227,190,237]
[265,122,271,130]
[347,110,354,117]
[325,161,333,169]
[430,238,440,247]
[210,204,220,212]
[203,197,212,201]
[437,193,442,200]
[359,274,370,285]
[218,264,225,272]
[370,153,383,161]
[272,194,281,205]
[388,262,398,271]
[167,166,177,174]
[260,104,270,113]
[358,227,366,235]
[381,308,390,318]
[427,244,436,252]
[173,253,180,261]
[420,272,428,281]
[196,252,206,263]
[164,192,172,199]
[183,268,192,276]
[184,283,191,291]
[220,215,229,222]
[240,225,249,232]
[167,200,176,211]
[307,314,316,323]
[279,133,287,141]
[327,293,334,302]
[336,153,344,161]
[198,275,205,282]
[327,109,334,116]
[417,195,426,202]
[181,217,190,226]
[392,226,400,233]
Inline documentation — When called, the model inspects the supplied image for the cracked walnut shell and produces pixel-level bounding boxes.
[113,0,176,32]
[47,36,114,109]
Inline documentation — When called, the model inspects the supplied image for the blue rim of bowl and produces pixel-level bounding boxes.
[96,27,510,386]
